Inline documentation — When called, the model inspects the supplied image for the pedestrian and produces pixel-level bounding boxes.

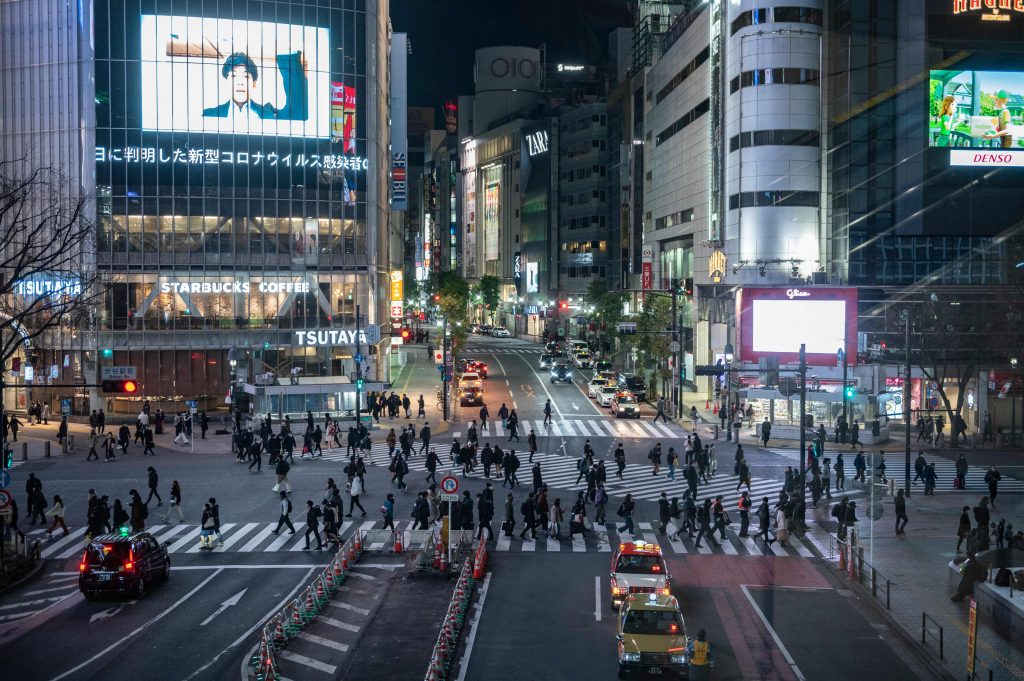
[543,399,553,425]
[163,481,185,523]
[694,499,716,548]
[477,492,494,540]
[834,453,845,490]
[653,397,668,424]
[548,497,564,539]
[616,493,635,536]
[519,492,538,540]
[272,492,296,535]
[850,420,860,448]
[145,466,162,505]
[417,394,426,419]
[507,410,520,441]
[822,458,833,499]
[775,504,790,547]
[198,503,216,550]
[428,486,441,525]
[712,495,728,542]
[853,450,866,483]
[249,437,263,472]
[527,430,537,463]
[425,448,440,484]
[614,443,626,479]
[498,403,510,430]
[25,473,42,524]
[985,466,1002,508]
[411,492,430,531]
[103,433,116,461]
[273,457,291,494]
[685,463,699,501]
[45,494,69,537]
[738,491,752,538]
[667,447,678,481]
[503,493,516,537]
[209,497,222,545]
[761,418,771,446]
[85,433,100,461]
[129,490,147,532]
[480,404,490,431]
[648,442,662,476]
[974,497,991,551]
[951,552,989,603]
[594,484,608,524]
[956,505,972,552]
[894,488,908,535]
[658,492,671,534]
[686,629,714,681]
[57,416,68,445]
[118,422,130,456]
[111,498,128,531]
[735,459,751,492]
[346,473,367,517]
[419,422,431,455]
[143,426,156,456]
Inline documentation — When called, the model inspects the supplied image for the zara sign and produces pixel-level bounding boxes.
[525,130,549,157]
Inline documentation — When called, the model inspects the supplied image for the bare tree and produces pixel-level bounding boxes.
[0,161,100,384]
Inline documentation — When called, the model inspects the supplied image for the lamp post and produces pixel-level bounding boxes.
[724,342,734,442]
[1012,357,1019,448]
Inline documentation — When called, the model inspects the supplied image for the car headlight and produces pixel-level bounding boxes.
[671,655,687,665]
[621,652,640,663]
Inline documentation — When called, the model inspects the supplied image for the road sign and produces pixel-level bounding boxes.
[439,493,459,502]
[0,489,12,510]
[440,476,459,495]
[0,470,10,489]
[101,366,137,380]
[354,352,364,364]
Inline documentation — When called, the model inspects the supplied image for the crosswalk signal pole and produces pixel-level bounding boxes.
[798,343,807,529]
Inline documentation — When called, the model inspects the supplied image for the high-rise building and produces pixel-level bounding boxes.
[1,0,395,418]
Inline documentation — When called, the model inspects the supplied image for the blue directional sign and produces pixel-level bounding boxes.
[0,470,11,490]
[354,352,364,364]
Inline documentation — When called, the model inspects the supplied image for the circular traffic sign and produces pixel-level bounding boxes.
[440,476,459,495]
[354,352,364,364]
[0,489,11,510]
[0,470,10,489]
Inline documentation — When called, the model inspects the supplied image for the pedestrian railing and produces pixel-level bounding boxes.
[249,531,364,681]
[921,612,944,660]
[825,530,892,609]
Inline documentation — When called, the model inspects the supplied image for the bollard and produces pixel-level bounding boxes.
[62,436,68,454]
[857,546,864,584]
[68,434,74,452]
[21,442,29,461]
[43,441,50,459]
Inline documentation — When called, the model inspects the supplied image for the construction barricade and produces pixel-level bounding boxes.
[248,529,365,681]
[422,540,488,681]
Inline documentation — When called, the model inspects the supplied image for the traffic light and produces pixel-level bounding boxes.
[102,379,138,394]
[355,378,364,390]
[2,447,12,470]
[433,294,441,303]
[101,348,113,359]
[559,301,569,311]
[844,385,856,399]
[401,328,411,340]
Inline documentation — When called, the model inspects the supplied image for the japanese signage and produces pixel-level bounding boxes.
[967,598,977,674]
[330,83,357,151]
[102,366,138,380]
[389,271,404,302]
[641,262,653,290]
[709,249,726,284]
[96,146,367,170]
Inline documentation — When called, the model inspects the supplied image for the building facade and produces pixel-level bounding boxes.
[2,0,394,415]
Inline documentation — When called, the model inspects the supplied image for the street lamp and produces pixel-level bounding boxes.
[1012,358,1019,447]
[724,342,734,441]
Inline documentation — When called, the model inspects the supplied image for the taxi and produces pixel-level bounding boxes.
[610,391,641,418]
[616,593,689,678]
[458,371,484,406]
[609,540,671,609]
[587,376,609,398]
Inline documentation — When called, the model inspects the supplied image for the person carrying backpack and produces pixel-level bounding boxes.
[273,492,295,535]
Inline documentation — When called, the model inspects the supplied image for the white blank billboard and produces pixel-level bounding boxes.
[751,299,846,355]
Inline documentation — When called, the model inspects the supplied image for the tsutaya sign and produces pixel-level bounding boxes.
[293,328,381,346]
[160,279,311,294]
[953,0,1024,19]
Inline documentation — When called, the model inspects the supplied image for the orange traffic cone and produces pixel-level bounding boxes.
[394,530,404,553]
[433,541,443,569]
[304,588,317,613]
[348,539,356,561]
[838,543,847,571]
[333,556,344,577]
[315,577,327,601]
[341,552,349,572]
[439,546,448,572]
[705,399,710,410]
[847,544,857,581]
[354,531,362,555]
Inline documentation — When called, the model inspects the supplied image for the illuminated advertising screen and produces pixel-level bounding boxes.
[483,167,501,262]
[140,16,331,138]
[736,288,858,365]
[929,69,1024,165]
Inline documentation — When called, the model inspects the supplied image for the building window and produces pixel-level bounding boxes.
[655,99,711,146]
[730,6,822,36]
[728,129,819,152]
[729,68,819,94]
[728,191,819,210]
[655,208,696,230]
[655,46,710,104]
[730,8,768,34]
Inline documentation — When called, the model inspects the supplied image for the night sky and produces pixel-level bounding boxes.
[392,0,632,110]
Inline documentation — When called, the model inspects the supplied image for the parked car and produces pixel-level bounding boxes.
[617,373,647,400]
[478,324,493,335]
[611,392,641,418]
[79,531,170,599]
[550,364,573,384]
[588,377,609,398]
[598,385,619,407]
[491,327,511,337]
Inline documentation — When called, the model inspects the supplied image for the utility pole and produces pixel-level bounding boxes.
[839,346,849,426]
[442,316,450,422]
[354,304,362,426]
[671,283,679,419]
[798,343,807,528]
[904,312,911,498]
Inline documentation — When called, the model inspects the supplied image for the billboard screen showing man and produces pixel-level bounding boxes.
[140,15,330,138]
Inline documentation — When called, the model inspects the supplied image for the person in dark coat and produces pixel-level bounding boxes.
[519,492,538,540]
[476,492,494,540]
[956,505,972,553]
[985,466,1002,508]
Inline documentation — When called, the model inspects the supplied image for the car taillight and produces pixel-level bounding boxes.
[612,586,626,595]
[79,563,86,572]
[661,587,671,596]
[124,561,134,571]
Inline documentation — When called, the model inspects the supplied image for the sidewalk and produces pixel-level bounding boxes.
[804,483,1024,681]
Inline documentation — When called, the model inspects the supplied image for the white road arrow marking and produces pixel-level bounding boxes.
[572,403,579,411]
[88,600,136,624]
[200,588,247,626]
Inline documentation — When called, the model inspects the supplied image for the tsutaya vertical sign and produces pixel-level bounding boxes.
[953,0,1024,20]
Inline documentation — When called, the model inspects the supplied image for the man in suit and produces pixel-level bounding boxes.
[203,52,281,121]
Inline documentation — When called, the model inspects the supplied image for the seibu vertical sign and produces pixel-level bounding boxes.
[390,33,409,210]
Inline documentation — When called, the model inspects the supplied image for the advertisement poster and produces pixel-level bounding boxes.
[463,168,477,277]
[929,70,1024,149]
[483,173,501,262]
[140,15,331,138]
[330,83,357,151]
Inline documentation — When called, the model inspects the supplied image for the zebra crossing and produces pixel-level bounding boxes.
[759,448,1024,494]
[25,517,822,559]
[446,417,687,440]
[319,443,864,510]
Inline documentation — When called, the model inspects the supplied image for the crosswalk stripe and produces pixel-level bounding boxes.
[215,522,260,552]
[151,524,188,543]
[166,527,202,553]
[263,530,297,552]
[186,523,235,553]
[39,528,86,559]
[240,525,276,552]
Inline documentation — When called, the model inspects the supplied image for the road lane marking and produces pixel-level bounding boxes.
[0,609,44,623]
[262,529,297,552]
[51,568,224,681]
[317,615,361,632]
[172,564,327,570]
[326,601,370,616]
[345,571,376,580]
[0,596,67,610]
[166,527,203,553]
[39,528,87,559]
[277,650,337,674]
[214,522,261,552]
[187,523,236,553]
[297,631,350,652]
[739,584,807,681]
[23,584,78,596]
[199,587,247,626]
[594,575,602,621]
[455,572,491,681]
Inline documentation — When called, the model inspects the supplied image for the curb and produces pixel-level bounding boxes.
[0,544,46,597]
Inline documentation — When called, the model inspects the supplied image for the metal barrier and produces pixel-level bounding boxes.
[249,530,364,681]
[423,539,488,681]
[920,612,944,660]
[825,531,891,610]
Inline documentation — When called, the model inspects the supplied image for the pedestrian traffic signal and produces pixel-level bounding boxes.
[433,294,441,303]
[844,385,856,399]
[102,379,138,394]
[2,447,12,469]
[355,378,364,390]
[101,348,113,359]
[401,328,411,340]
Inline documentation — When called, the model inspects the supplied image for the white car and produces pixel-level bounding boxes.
[587,377,609,398]
[598,385,619,406]
[572,351,592,369]
[491,327,511,337]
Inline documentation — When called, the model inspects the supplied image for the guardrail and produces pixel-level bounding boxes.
[249,531,365,681]
[825,530,892,610]
[921,612,944,660]
[423,538,488,681]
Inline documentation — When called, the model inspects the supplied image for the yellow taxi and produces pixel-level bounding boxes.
[610,540,671,609]
[616,592,689,679]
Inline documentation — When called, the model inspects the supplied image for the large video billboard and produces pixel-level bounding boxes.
[929,70,1024,161]
[140,16,331,138]
[737,287,858,365]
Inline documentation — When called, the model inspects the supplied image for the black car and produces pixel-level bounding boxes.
[593,359,613,373]
[617,373,647,400]
[550,364,573,384]
[79,531,170,599]
[545,341,563,357]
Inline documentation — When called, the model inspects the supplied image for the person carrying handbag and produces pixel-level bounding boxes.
[198,503,216,550]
